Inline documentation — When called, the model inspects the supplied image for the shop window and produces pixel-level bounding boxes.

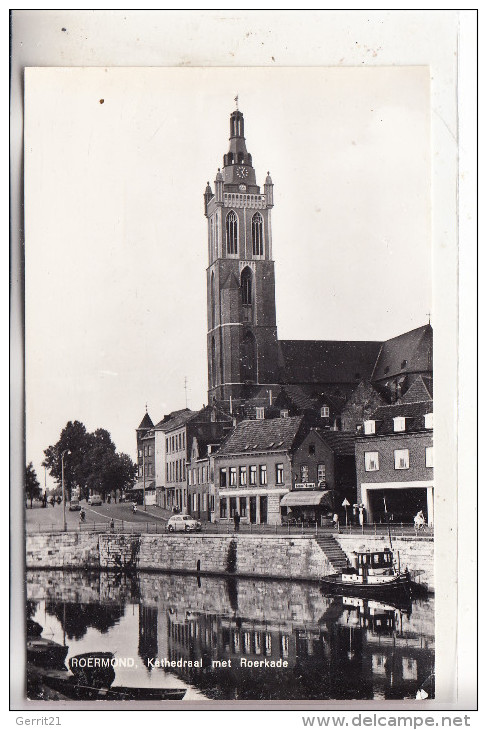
[300,465,309,482]
[365,452,379,472]
[394,449,409,469]
[229,497,237,517]
[239,497,247,516]
[220,499,228,518]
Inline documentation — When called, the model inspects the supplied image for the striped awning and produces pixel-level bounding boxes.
[280,491,333,508]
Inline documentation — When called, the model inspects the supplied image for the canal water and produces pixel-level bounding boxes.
[27,570,434,702]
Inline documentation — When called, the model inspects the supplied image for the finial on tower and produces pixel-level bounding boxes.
[234,94,239,111]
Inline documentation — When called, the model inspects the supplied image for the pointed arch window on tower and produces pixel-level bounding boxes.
[252,213,264,256]
[211,272,216,329]
[211,337,216,388]
[226,211,238,255]
[241,267,252,306]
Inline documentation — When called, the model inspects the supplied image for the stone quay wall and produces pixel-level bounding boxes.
[26,532,434,590]
[334,533,434,592]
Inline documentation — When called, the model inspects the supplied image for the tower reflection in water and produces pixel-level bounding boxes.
[27,570,434,701]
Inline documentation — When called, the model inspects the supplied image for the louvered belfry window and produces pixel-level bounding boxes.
[226,211,238,254]
[252,212,263,256]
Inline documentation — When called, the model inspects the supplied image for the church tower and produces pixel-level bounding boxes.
[204,108,279,406]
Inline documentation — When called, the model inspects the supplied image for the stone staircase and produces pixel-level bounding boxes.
[314,534,349,573]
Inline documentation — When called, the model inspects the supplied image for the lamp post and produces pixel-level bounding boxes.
[61,449,71,532]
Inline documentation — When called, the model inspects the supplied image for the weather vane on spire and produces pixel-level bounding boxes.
[234,94,239,111]
[145,402,148,413]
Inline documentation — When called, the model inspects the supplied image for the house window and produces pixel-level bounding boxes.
[202,494,207,511]
[424,413,433,429]
[148,446,152,456]
[425,446,434,468]
[138,449,143,458]
[249,465,257,485]
[239,497,247,516]
[210,495,215,512]
[259,465,267,485]
[220,499,228,518]
[229,497,237,517]
[280,409,289,418]
[226,211,238,254]
[229,467,237,486]
[317,464,326,483]
[393,417,406,432]
[220,468,227,487]
[309,443,315,455]
[300,465,309,482]
[256,407,265,420]
[394,449,410,470]
[320,406,330,418]
[276,463,284,484]
[364,420,376,435]
[365,452,379,472]
[252,212,264,256]
[138,465,143,477]
[239,466,247,486]
[192,494,198,512]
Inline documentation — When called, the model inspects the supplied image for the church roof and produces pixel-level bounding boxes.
[371,324,432,382]
[396,375,433,403]
[278,340,382,385]
[137,412,154,430]
[216,416,304,457]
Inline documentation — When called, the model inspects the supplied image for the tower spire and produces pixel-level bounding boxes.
[234,94,239,111]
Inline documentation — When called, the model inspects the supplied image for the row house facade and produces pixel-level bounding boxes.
[354,376,433,525]
[135,412,157,504]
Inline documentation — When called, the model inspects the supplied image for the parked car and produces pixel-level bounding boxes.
[88,494,102,506]
[69,499,81,511]
[166,514,202,533]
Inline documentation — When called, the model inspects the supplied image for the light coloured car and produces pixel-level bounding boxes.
[69,499,81,511]
[166,514,202,533]
[88,494,102,506]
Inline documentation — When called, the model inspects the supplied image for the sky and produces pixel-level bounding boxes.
[24,66,431,488]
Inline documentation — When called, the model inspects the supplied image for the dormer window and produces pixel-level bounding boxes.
[256,407,265,420]
[280,409,289,418]
[424,413,433,429]
[320,406,330,418]
[393,417,406,432]
[364,420,376,435]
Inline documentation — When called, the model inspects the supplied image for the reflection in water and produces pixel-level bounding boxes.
[26,570,434,701]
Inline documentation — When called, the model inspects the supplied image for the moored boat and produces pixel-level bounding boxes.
[27,637,69,669]
[321,547,413,598]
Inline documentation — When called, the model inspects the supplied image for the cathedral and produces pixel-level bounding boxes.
[203,108,432,425]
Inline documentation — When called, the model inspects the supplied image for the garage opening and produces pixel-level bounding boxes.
[367,488,428,524]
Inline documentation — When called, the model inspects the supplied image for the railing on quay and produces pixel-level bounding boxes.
[26,519,434,539]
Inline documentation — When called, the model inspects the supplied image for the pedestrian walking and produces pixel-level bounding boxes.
[233,510,240,532]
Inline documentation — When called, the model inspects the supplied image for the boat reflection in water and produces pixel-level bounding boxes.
[26,570,434,701]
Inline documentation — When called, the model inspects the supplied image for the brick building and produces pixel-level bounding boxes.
[354,376,433,525]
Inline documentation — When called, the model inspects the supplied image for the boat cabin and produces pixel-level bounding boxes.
[353,548,394,570]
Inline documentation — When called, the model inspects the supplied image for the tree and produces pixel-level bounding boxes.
[25,462,42,508]
[43,421,137,501]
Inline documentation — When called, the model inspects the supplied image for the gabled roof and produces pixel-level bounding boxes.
[278,340,382,385]
[397,375,433,403]
[314,430,357,456]
[216,416,304,457]
[137,412,154,430]
[154,409,198,432]
[371,324,432,382]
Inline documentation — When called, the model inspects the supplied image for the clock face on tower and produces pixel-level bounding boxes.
[236,166,249,179]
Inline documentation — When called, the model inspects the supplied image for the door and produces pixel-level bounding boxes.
[249,497,257,524]
[259,496,268,524]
